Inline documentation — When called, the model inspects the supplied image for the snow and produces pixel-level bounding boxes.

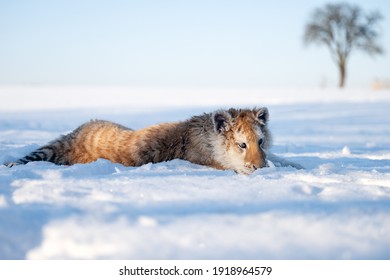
[1,86,390,259]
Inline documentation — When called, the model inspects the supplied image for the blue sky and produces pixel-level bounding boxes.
[0,0,389,88]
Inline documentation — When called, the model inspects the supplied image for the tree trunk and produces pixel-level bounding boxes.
[338,60,346,88]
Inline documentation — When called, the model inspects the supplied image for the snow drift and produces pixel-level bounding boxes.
[1,86,390,259]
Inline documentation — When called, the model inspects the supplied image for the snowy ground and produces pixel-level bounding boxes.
[1,86,390,260]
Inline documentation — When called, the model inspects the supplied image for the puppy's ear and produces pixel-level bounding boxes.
[212,110,232,133]
[254,107,269,125]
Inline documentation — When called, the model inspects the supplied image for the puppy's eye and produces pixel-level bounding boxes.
[238,143,247,149]
[258,138,264,147]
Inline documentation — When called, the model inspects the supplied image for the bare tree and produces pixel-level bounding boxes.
[304,3,383,88]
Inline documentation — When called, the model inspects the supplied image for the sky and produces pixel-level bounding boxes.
[0,0,389,89]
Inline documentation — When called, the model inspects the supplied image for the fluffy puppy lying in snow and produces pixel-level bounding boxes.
[6,107,303,174]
